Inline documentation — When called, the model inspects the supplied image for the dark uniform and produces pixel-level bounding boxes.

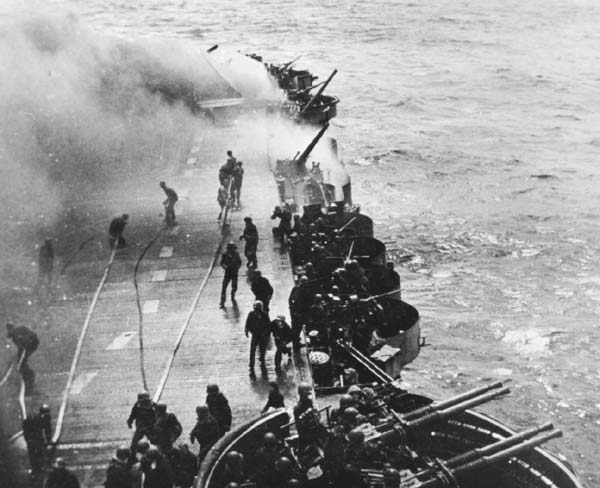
[141,448,175,488]
[189,406,220,462]
[250,272,273,312]
[127,393,156,453]
[171,444,197,488]
[288,277,310,349]
[206,384,232,435]
[108,214,128,248]
[22,406,51,475]
[220,244,242,307]
[262,382,285,413]
[240,217,259,269]
[37,239,54,291]
[271,206,292,242]
[46,459,80,488]
[104,447,131,488]
[159,182,178,227]
[6,323,39,373]
[271,316,292,373]
[152,404,182,451]
[231,161,244,208]
[245,303,272,373]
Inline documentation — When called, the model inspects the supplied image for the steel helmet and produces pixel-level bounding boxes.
[339,394,355,409]
[137,391,150,400]
[275,456,293,475]
[263,432,278,448]
[225,451,244,466]
[341,407,359,424]
[253,300,263,310]
[116,446,130,460]
[155,403,167,412]
[297,383,312,396]
[146,445,159,461]
[347,385,362,396]
[347,429,365,445]
[39,404,50,414]
[196,405,209,416]
[136,439,150,454]
[206,383,219,394]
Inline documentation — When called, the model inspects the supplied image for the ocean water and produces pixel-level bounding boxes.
[2,0,599,485]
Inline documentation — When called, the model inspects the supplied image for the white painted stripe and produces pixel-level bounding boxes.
[159,246,173,258]
[106,331,136,350]
[152,270,168,282]
[58,440,124,450]
[186,157,196,165]
[143,300,159,313]
[70,371,98,395]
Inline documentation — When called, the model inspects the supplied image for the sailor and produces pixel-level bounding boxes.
[293,383,314,425]
[36,238,54,293]
[261,381,285,413]
[292,215,306,235]
[104,446,131,488]
[219,243,242,307]
[240,217,259,269]
[252,432,288,487]
[189,405,220,462]
[330,394,356,424]
[245,301,271,378]
[250,270,273,312]
[130,439,151,488]
[152,403,182,452]
[271,315,293,374]
[141,445,175,488]
[6,322,39,374]
[22,404,52,476]
[108,214,129,249]
[222,451,246,485]
[271,206,293,242]
[217,184,229,221]
[288,276,311,350]
[205,383,232,435]
[231,161,244,208]
[45,458,80,488]
[127,391,156,453]
[159,181,178,227]
[172,444,197,488]
[219,150,237,186]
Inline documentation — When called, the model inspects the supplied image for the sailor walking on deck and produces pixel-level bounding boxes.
[219,150,237,187]
[152,403,182,452]
[190,405,220,463]
[127,392,156,453]
[245,300,272,378]
[250,271,273,313]
[205,384,232,435]
[240,217,259,269]
[159,181,178,228]
[217,184,229,221]
[108,214,129,249]
[22,404,52,476]
[271,315,293,374]
[219,243,241,308]
[231,161,244,209]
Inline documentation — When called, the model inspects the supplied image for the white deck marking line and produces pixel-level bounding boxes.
[52,247,117,444]
[58,440,124,450]
[159,246,173,258]
[142,300,159,314]
[106,331,137,350]
[70,371,98,394]
[152,270,168,282]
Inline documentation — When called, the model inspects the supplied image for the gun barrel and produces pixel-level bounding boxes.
[299,69,338,117]
[402,381,505,421]
[445,422,554,468]
[406,387,510,430]
[295,122,330,166]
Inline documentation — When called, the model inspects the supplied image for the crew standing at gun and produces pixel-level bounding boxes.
[159,181,178,228]
[240,217,259,269]
[220,243,241,308]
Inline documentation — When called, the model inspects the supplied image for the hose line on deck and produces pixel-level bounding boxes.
[133,229,164,393]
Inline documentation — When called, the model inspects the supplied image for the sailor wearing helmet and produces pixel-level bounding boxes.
[245,301,271,378]
[271,314,293,374]
[220,242,242,308]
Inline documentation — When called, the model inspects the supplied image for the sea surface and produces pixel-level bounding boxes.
[2,0,599,485]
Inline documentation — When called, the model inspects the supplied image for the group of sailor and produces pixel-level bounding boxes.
[217,150,244,217]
